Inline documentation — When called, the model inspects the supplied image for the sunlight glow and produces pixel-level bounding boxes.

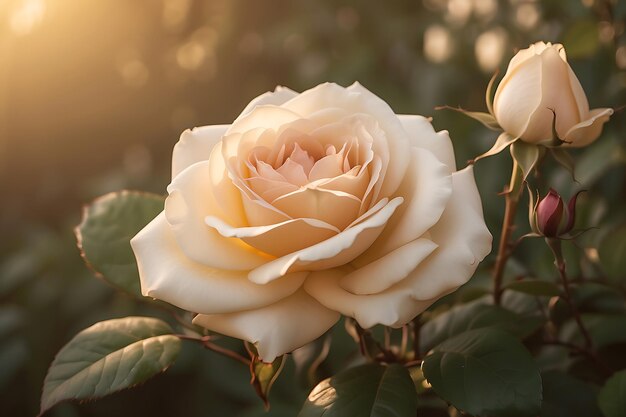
[9,0,46,36]
[475,28,507,72]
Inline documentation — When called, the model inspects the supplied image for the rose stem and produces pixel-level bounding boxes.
[493,158,523,305]
[545,238,594,349]
[175,334,250,365]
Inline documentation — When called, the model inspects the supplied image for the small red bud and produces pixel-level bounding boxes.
[536,189,564,238]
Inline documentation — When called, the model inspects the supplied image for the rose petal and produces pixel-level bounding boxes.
[205,215,339,257]
[304,269,436,329]
[355,148,451,264]
[566,66,591,121]
[340,238,438,295]
[165,161,271,270]
[398,115,456,170]
[564,107,613,148]
[523,46,580,142]
[192,289,339,362]
[171,125,229,179]
[236,86,299,120]
[403,165,492,299]
[494,54,543,139]
[282,82,411,199]
[271,187,361,231]
[304,166,491,329]
[248,197,403,284]
[131,213,306,314]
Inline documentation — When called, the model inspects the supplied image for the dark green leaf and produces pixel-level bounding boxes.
[40,317,181,414]
[422,328,542,417]
[76,191,164,296]
[540,371,601,417]
[420,299,543,354]
[298,363,417,417]
[598,370,626,417]
[505,280,561,297]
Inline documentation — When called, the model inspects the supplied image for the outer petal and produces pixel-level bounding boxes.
[171,125,229,179]
[192,290,340,362]
[248,197,404,284]
[130,213,306,314]
[355,147,451,264]
[493,54,543,140]
[165,161,271,270]
[304,166,491,329]
[402,165,492,299]
[564,108,613,147]
[523,46,580,142]
[236,86,299,120]
[398,115,456,170]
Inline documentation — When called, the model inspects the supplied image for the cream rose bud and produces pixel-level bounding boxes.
[493,41,613,147]
[131,83,492,362]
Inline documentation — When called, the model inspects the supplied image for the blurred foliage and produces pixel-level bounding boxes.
[0,0,625,416]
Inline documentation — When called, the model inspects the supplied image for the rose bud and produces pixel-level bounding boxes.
[493,42,613,147]
[532,188,581,238]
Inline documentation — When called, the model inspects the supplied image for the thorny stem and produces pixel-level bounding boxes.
[545,238,594,350]
[175,334,250,366]
[543,338,613,377]
[493,159,524,305]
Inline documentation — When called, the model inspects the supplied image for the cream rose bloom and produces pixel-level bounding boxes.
[493,42,613,147]
[131,83,492,361]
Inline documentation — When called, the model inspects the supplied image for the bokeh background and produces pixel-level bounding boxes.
[1,0,625,416]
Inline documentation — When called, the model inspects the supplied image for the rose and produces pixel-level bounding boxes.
[530,188,581,238]
[131,83,492,361]
[493,42,613,147]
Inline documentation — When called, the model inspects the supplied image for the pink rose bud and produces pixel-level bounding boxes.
[534,188,581,238]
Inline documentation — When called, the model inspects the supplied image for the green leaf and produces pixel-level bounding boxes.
[76,191,164,297]
[246,342,286,410]
[598,370,626,417]
[474,132,518,162]
[436,106,501,130]
[505,279,561,297]
[422,328,542,417]
[540,371,601,417]
[298,363,417,417]
[510,141,543,180]
[40,317,181,414]
[420,300,543,354]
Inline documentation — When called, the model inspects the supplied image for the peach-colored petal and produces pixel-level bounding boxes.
[340,238,438,295]
[304,269,437,329]
[398,115,456,170]
[131,213,306,315]
[205,215,339,257]
[171,125,229,179]
[271,187,361,231]
[355,148,451,264]
[523,46,580,142]
[564,108,613,147]
[193,290,339,362]
[226,105,303,136]
[311,166,369,199]
[304,166,491,329]
[248,197,404,284]
[165,161,271,270]
[494,54,543,140]
[282,82,411,199]
[236,86,299,120]
[402,165,492,299]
